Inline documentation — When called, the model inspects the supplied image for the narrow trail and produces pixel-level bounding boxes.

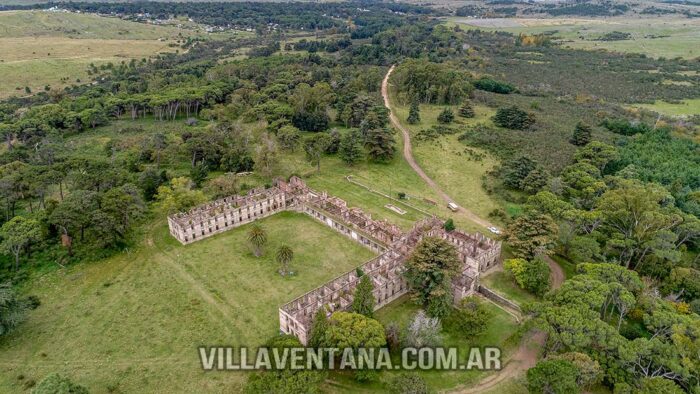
[543,255,566,290]
[452,256,563,393]
[382,65,562,392]
[381,65,495,230]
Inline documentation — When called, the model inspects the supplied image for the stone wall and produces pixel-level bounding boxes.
[167,177,502,345]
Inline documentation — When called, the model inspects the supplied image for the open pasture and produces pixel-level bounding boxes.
[0,212,375,392]
[450,16,700,59]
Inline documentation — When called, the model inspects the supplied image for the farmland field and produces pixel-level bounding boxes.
[0,10,201,97]
[630,98,700,117]
[449,16,700,59]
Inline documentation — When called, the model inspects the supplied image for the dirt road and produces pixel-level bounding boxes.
[382,66,563,393]
[543,255,566,290]
[381,66,495,229]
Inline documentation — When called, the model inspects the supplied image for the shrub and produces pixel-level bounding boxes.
[570,121,592,146]
[437,108,454,124]
[385,322,401,352]
[405,310,443,348]
[458,101,475,118]
[473,77,515,94]
[444,297,493,339]
[387,373,429,394]
[600,118,651,135]
[32,374,88,394]
[443,218,455,232]
[492,106,535,130]
[504,257,551,296]
[407,101,420,124]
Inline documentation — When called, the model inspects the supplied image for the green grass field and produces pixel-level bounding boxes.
[0,10,207,98]
[389,101,504,228]
[630,98,700,117]
[0,10,191,39]
[449,16,700,59]
[0,212,375,392]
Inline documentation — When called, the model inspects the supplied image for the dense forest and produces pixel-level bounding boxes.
[0,2,698,393]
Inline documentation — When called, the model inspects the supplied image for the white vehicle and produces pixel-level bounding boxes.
[487,226,501,235]
[447,202,459,212]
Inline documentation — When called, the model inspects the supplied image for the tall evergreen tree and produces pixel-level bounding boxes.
[308,308,329,348]
[352,274,375,318]
[407,100,421,124]
[339,130,364,165]
[458,100,475,118]
[570,121,592,146]
[366,128,396,163]
[404,237,460,318]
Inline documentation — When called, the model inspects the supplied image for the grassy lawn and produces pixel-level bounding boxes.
[325,294,521,392]
[449,16,700,59]
[0,211,375,393]
[480,271,539,307]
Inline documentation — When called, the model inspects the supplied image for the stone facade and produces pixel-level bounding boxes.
[168,176,501,345]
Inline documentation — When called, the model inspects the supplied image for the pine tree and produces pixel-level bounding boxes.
[366,128,396,163]
[570,121,592,146]
[458,100,475,118]
[407,100,421,124]
[339,130,364,165]
[352,274,376,318]
[308,308,329,347]
[437,108,454,124]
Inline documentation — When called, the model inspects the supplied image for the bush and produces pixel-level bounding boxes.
[504,257,551,296]
[458,101,475,118]
[437,108,454,124]
[407,101,420,124]
[600,118,651,136]
[443,218,455,232]
[26,295,41,310]
[387,373,429,394]
[405,310,443,348]
[32,373,88,394]
[473,77,515,94]
[492,106,535,130]
[444,297,493,339]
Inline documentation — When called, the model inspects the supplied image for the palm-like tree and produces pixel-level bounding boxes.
[247,224,267,257]
[276,245,294,276]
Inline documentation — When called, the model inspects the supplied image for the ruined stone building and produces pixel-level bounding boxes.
[168,177,501,345]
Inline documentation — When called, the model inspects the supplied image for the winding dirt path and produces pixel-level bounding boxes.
[455,331,546,394]
[381,65,495,229]
[382,66,572,393]
[543,255,566,290]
